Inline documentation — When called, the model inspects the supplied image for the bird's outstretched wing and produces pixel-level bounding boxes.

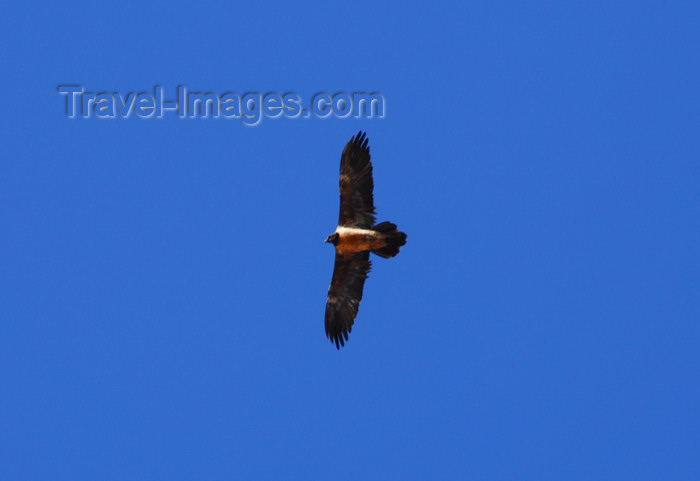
[338,131,376,228]
[325,251,371,349]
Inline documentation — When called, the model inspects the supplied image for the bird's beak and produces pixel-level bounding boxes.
[324,236,330,243]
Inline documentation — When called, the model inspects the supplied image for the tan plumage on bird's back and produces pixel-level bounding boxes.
[333,226,386,256]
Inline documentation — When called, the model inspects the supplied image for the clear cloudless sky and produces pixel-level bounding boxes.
[1,1,698,480]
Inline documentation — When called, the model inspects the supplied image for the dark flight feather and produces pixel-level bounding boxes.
[338,131,376,228]
[371,222,407,259]
[325,251,371,349]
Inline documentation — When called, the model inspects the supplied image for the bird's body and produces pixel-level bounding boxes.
[324,132,407,349]
[331,226,387,256]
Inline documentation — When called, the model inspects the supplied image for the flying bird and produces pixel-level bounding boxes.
[324,131,407,349]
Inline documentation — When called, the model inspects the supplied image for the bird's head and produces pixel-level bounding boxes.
[325,233,339,245]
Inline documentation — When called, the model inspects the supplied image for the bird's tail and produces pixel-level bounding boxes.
[372,221,407,258]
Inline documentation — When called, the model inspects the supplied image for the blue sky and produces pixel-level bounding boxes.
[2,1,699,480]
